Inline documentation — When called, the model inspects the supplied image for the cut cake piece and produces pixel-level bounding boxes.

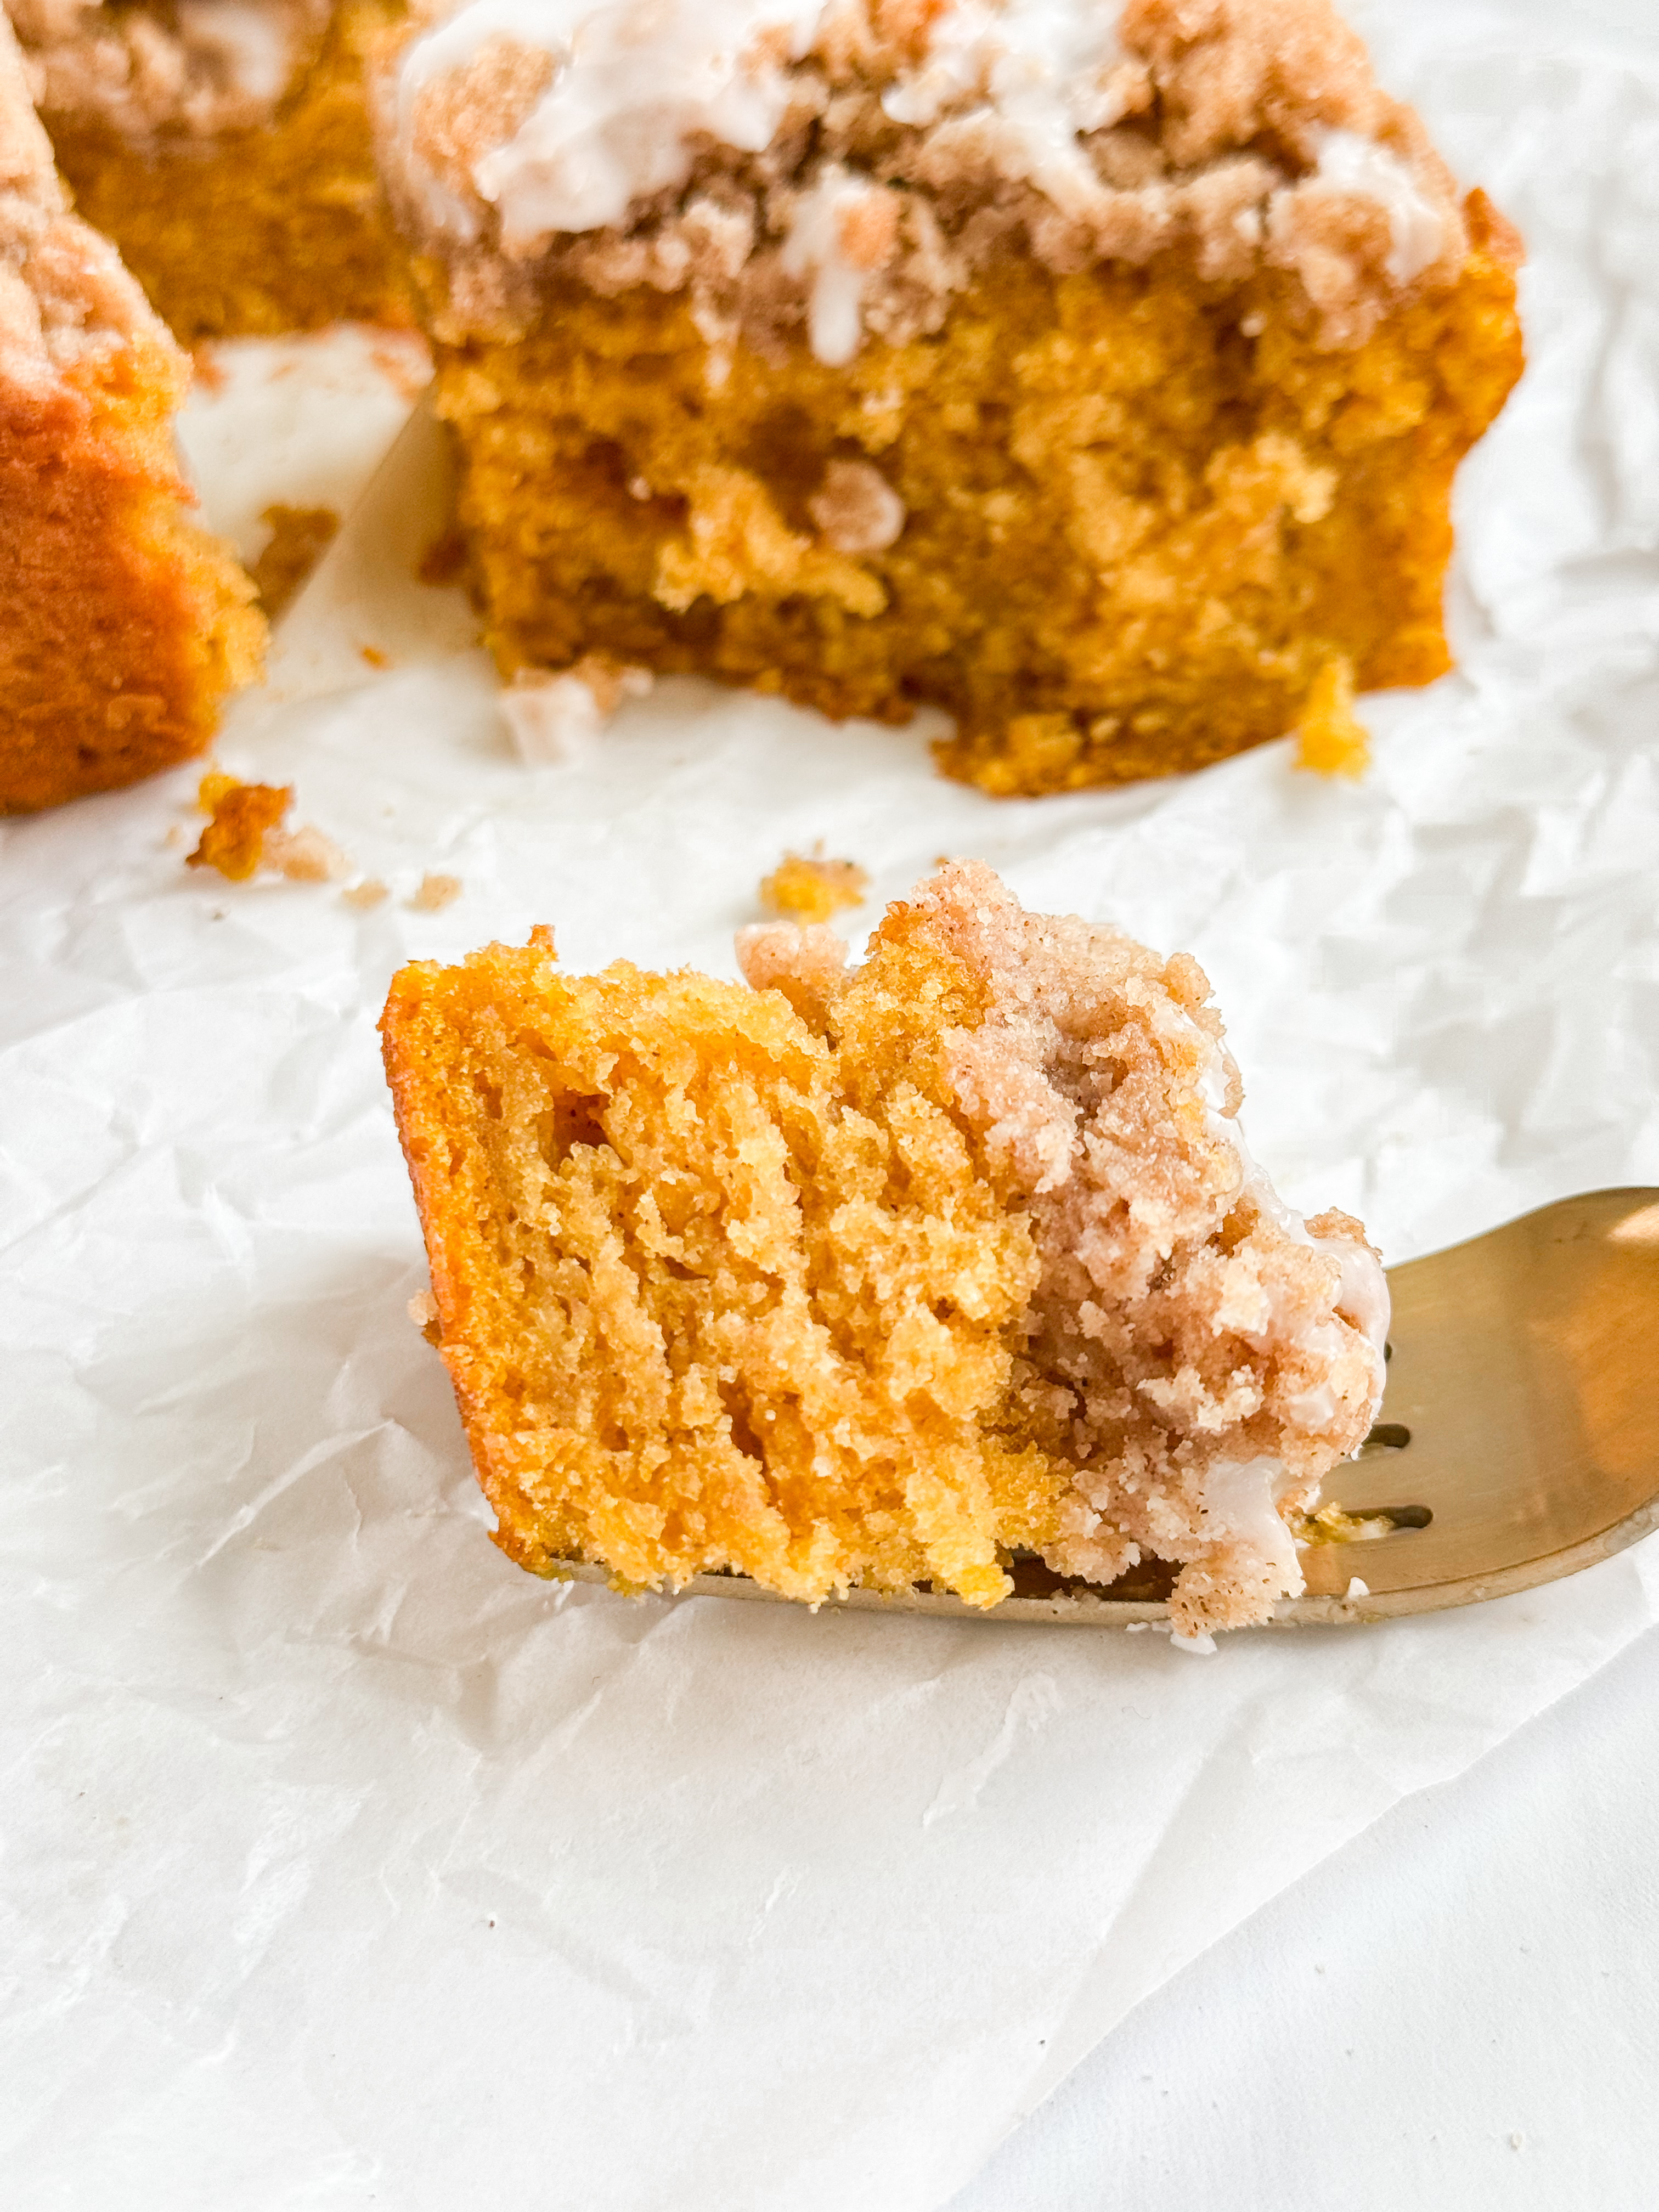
[373,0,1523,793]
[13,0,412,337]
[1,13,263,812]
[380,861,1389,1637]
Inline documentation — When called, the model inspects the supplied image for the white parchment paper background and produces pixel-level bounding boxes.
[4,4,1658,2203]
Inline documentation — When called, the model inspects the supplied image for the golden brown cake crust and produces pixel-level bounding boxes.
[381,864,1387,1634]
[0,14,263,812]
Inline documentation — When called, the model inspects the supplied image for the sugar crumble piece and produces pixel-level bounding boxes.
[342,877,392,910]
[187,777,293,881]
[1295,656,1372,780]
[808,459,906,556]
[1345,1576,1370,1599]
[759,850,870,925]
[498,654,653,765]
[262,822,349,883]
[249,503,340,619]
[409,871,462,912]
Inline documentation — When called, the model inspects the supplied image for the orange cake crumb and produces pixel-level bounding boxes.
[250,503,341,618]
[188,777,294,880]
[1294,656,1372,780]
[760,851,870,925]
[409,870,461,911]
[381,862,1389,1635]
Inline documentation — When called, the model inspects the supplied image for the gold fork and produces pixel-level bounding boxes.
[545,1189,1659,1627]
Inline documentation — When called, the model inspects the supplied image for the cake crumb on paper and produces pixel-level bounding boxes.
[187,770,351,886]
[409,872,462,912]
[187,775,292,882]
[760,849,870,924]
[342,878,391,910]
[250,504,340,619]
[263,824,349,883]
[1295,656,1371,781]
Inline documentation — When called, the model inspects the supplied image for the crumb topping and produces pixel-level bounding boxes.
[0,11,176,391]
[739,861,1388,1628]
[383,0,1471,357]
[12,0,330,142]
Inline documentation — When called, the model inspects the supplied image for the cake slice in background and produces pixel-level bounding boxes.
[0,13,263,812]
[13,0,411,337]
[373,0,1524,794]
[381,862,1388,1638]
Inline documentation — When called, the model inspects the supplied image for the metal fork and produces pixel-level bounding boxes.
[545,1189,1659,1627]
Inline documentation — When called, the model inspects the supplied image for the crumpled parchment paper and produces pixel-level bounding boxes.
[4,6,1659,2203]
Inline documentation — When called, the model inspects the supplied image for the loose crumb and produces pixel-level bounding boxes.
[262,823,349,883]
[409,871,462,912]
[185,769,351,885]
[1295,656,1372,780]
[249,504,340,619]
[499,656,653,764]
[759,849,870,924]
[419,527,468,587]
[360,645,392,670]
[1297,1502,1395,1544]
[1345,1576,1370,1599]
[342,878,391,910]
[187,776,292,882]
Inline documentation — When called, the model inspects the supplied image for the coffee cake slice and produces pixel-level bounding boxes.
[373,0,1522,793]
[1,14,263,812]
[381,862,1387,1636]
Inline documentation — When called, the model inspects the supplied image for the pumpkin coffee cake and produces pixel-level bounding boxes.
[0,13,263,812]
[375,0,1523,792]
[381,862,1389,1637]
[12,0,411,337]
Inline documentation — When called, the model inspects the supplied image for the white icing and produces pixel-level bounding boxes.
[402,0,824,249]
[780,165,875,366]
[177,0,295,102]
[1200,1454,1306,1599]
[1310,127,1447,285]
[881,0,1128,221]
